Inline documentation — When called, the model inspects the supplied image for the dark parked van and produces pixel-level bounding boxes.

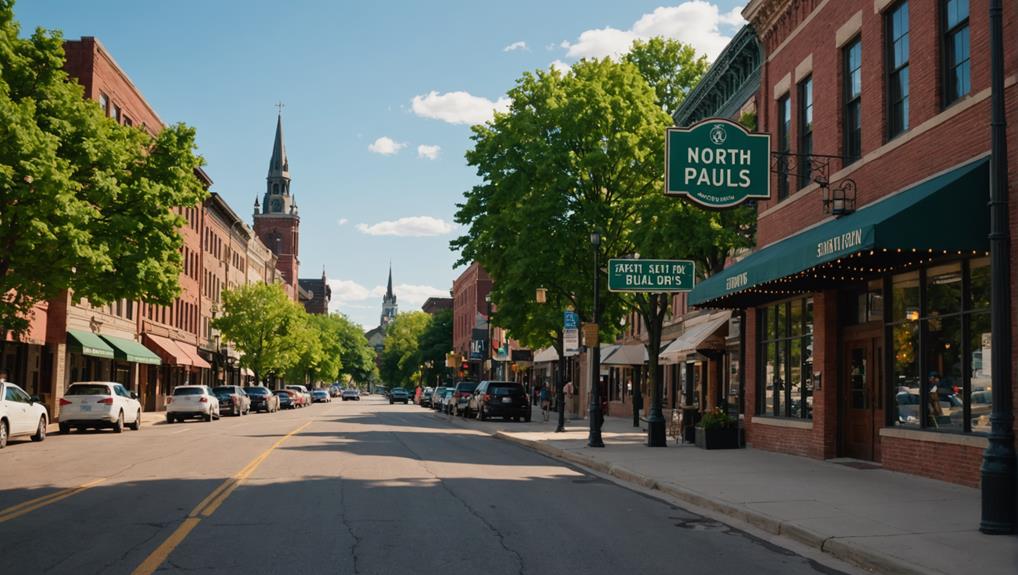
[468,381,531,422]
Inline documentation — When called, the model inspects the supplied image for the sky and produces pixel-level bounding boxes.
[15,0,745,330]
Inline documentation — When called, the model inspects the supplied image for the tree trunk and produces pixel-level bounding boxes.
[643,293,667,447]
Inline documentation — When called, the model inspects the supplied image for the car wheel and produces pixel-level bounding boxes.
[0,420,7,448]
[204,412,213,422]
[166,415,174,424]
[112,411,124,433]
[478,407,487,421]
[31,416,47,441]
[129,411,141,431]
[59,422,70,434]
[524,414,532,423]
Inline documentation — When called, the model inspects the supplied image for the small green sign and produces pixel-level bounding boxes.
[666,118,771,208]
[608,259,695,293]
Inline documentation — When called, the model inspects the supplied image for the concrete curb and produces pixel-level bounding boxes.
[492,430,926,575]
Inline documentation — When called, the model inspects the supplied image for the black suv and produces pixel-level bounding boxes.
[468,381,531,422]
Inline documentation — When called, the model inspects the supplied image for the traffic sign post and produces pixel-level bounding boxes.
[608,259,695,293]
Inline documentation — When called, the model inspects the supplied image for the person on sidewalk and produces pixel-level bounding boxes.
[539,385,551,421]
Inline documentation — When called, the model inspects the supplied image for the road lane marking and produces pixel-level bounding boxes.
[0,478,106,524]
[131,421,311,575]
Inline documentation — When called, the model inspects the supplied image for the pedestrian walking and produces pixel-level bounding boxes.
[539,385,551,421]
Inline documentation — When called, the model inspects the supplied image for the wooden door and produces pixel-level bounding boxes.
[843,339,875,460]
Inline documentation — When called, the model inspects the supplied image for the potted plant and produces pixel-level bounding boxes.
[694,407,740,450]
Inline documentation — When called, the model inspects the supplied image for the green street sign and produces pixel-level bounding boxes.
[666,118,771,208]
[608,259,695,293]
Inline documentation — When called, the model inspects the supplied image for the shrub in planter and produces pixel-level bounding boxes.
[694,408,740,450]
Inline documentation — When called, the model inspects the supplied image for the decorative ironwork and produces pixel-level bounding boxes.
[771,152,858,217]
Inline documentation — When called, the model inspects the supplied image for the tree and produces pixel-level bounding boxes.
[417,309,453,387]
[332,314,378,386]
[380,312,431,387]
[0,2,206,346]
[213,283,302,386]
[283,312,324,387]
[454,38,754,443]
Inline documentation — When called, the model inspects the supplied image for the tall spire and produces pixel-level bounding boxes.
[268,112,289,178]
[386,263,394,299]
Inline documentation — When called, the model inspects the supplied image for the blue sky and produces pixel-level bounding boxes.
[16,0,744,329]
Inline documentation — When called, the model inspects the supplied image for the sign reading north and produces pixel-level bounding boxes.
[608,259,695,292]
[666,118,771,208]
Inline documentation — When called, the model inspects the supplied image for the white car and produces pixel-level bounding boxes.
[1,381,50,448]
[166,385,221,423]
[341,388,360,401]
[59,381,142,433]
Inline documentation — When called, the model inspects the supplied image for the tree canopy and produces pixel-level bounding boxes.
[0,2,207,341]
[380,311,432,387]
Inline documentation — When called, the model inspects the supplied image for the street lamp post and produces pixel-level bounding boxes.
[588,231,605,448]
[980,0,1016,535]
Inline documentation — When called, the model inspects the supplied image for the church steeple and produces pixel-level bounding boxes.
[385,264,394,300]
[262,111,293,215]
[380,264,398,326]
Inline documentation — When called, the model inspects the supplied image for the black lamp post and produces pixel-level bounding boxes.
[485,294,493,381]
[588,231,605,448]
[980,0,1016,535]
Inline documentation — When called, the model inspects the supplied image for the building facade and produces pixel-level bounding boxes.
[253,114,301,300]
[689,0,1018,487]
[452,262,492,379]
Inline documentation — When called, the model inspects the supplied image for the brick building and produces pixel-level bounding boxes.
[254,114,301,300]
[452,262,492,379]
[299,271,332,315]
[688,0,1018,487]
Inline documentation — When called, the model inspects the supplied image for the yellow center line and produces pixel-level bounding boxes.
[0,478,106,524]
[131,421,310,575]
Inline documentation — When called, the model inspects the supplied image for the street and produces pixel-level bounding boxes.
[1,397,851,575]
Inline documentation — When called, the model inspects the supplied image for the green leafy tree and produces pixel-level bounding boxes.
[283,311,324,386]
[213,283,302,386]
[0,2,206,347]
[333,315,378,386]
[417,309,453,387]
[624,37,708,114]
[380,311,431,387]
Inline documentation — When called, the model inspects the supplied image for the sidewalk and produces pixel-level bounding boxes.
[447,410,1018,575]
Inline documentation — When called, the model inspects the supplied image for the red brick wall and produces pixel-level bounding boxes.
[452,262,492,356]
[253,215,300,297]
[882,436,984,487]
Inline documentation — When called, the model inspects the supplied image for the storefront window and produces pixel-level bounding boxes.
[889,258,990,433]
[758,298,813,419]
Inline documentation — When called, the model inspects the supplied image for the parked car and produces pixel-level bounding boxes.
[468,380,531,422]
[329,385,341,398]
[452,380,479,417]
[341,388,360,401]
[244,386,280,413]
[275,389,296,409]
[419,387,434,408]
[430,387,449,410]
[312,389,330,403]
[166,385,220,423]
[1,381,49,448]
[286,385,312,407]
[59,381,142,433]
[389,388,410,404]
[213,385,251,416]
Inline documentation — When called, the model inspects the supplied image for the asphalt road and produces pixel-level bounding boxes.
[0,397,852,575]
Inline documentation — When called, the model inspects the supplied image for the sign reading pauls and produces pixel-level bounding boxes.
[666,118,770,208]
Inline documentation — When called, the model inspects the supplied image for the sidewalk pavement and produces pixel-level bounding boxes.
[443,408,1018,575]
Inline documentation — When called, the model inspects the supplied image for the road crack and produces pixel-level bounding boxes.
[390,431,527,575]
[337,478,362,575]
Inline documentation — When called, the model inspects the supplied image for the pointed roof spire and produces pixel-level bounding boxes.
[268,109,289,179]
[386,263,394,298]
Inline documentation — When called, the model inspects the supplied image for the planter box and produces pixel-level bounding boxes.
[694,426,740,450]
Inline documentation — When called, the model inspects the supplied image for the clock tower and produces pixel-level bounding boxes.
[253,112,300,298]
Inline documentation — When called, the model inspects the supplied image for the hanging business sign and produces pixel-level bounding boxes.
[665,118,770,208]
[608,259,695,292]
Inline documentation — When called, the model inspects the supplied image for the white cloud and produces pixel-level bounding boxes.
[411,90,511,125]
[559,1,746,62]
[549,59,571,73]
[327,279,449,324]
[328,279,385,307]
[355,216,456,237]
[503,40,528,52]
[367,136,406,155]
[337,218,349,226]
[417,144,441,160]
[392,284,450,308]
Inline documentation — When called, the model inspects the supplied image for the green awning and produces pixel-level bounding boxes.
[67,330,116,360]
[690,158,990,308]
[101,335,161,365]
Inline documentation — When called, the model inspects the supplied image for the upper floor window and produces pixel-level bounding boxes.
[797,76,813,189]
[98,92,109,115]
[886,2,910,138]
[111,104,121,123]
[843,38,863,163]
[777,94,791,200]
[943,0,971,106]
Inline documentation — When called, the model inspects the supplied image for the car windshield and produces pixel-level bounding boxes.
[491,385,523,396]
[456,383,478,392]
[275,391,289,396]
[67,384,111,396]
[212,387,235,394]
[244,388,268,395]
[173,387,205,396]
